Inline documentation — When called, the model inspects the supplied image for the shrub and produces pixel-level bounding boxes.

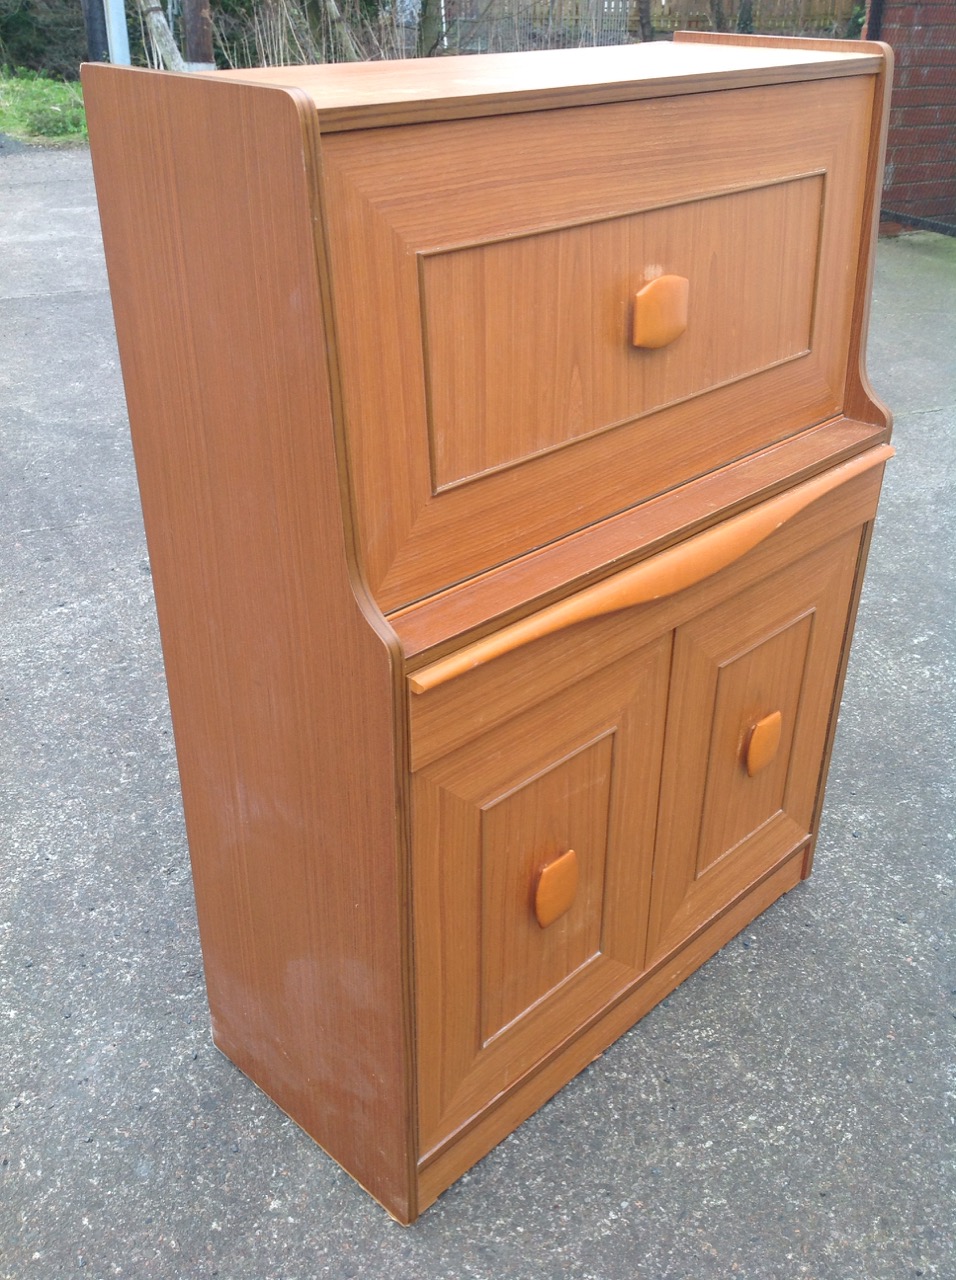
[0,66,88,140]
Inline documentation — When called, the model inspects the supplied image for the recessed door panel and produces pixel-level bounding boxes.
[421,176,822,490]
[694,611,813,875]
[480,733,614,1042]
[413,633,671,1154]
[645,528,863,964]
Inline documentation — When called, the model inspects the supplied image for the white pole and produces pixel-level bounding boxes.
[104,0,132,64]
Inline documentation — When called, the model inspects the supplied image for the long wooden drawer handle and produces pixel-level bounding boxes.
[409,446,893,695]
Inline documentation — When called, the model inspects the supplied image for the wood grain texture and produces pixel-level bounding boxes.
[415,459,890,1205]
[214,41,880,131]
[644,529,862,962]
[480,741,611,1040]
[409,458,887,773]
[81,65,416,1222]
[411,459,887,1153]
[801,513,878,882]
[421,176,820,489]
[321,75,876,609]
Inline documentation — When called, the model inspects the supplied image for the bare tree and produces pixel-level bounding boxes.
[418,0,444,55]
[80,0,110,61]
[139,0,187,68]
[309,0,364,60]
[183,0,215,63]
[637,0,654,41]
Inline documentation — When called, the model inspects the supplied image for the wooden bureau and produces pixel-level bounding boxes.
[82,33,893,1222]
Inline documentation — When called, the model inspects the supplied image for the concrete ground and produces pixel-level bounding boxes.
[1,144,954,1280]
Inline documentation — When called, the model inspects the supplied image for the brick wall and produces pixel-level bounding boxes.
[867,0,956,232]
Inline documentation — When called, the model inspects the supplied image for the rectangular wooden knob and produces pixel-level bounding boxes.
[534,849,579,928]
[745,710,782,777]
[632,274,689,349]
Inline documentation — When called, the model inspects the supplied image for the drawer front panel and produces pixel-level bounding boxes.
[422,175,823,490]
[322,74,875,610]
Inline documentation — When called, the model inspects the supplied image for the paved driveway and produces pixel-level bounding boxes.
[1,145,954,1279]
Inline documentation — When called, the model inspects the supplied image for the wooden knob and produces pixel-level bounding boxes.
[533,849,579,928]
[632,274,689,349]
[745,711,782,777]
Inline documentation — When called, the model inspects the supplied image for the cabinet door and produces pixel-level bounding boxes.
[645,527,863,964]
[409,455,887,1158]
[413,632,671,1154]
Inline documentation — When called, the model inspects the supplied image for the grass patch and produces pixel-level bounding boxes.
[0,68,87,144]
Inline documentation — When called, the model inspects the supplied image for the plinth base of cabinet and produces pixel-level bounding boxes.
[417,844,806,1216]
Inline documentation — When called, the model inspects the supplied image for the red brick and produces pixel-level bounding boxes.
[890,104,956,125]
[895,46,956,65]
[883,18,956,41]
[885,204,956,222]
[890,81,956,102]
[889,178,956,195]
[884,17,955,31]
[894,48,956,70]
[884,0,956,12]
[887,122,956,144]
[885,154,956,175]
[880,15,952,28]
[887,153,956,175]
[883,181,956,202]
[886,159,955,175]
[883,197,956,222]
[890,86,955,108]
[897,64,956,88]
[859,0,955,226]
[887,119,956,139]
[884,19,956,38]
[889,121,956,135]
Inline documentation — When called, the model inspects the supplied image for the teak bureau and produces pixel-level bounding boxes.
[82,33,894,1222]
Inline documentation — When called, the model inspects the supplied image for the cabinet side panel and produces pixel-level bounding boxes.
[81,66,414,1221]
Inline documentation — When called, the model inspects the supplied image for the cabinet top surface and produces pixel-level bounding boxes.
[213,38,884,130]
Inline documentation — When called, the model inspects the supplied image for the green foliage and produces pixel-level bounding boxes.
[0,66,88,141]
[0,0,86,79]
[847,3,867,37]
